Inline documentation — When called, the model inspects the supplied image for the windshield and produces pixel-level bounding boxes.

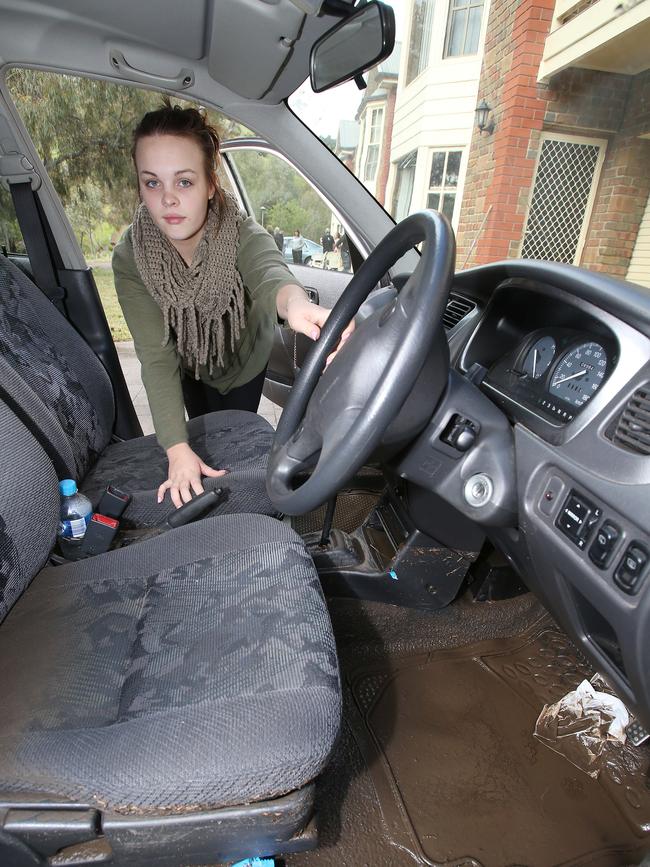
[289,0,650,286]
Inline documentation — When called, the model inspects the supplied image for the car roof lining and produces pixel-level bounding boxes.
[0,0,348,102]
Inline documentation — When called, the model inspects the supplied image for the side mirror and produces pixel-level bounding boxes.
[310,1,396,94]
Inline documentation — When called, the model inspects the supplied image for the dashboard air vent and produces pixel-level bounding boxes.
[442,294,476,331]
[610,385,650,456]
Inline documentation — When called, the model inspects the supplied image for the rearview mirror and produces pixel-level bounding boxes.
[310,1,396,94]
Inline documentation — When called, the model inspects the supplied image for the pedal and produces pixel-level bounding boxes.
[627,719,650,747]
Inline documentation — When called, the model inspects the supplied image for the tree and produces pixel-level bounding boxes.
[0,69,249,254]
[230,149,330,242]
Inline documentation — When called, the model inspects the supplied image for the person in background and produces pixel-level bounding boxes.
[113,100,353,508]
[290,229,306,264]
[321,227,334,269]
[273,226,284,252]
[336,229,351,272]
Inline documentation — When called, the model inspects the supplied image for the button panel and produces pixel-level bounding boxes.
[614,543,649,595]
[540,471,648,599]
[555,490,601,550]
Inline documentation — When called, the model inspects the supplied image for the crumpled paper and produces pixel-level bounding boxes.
[534,677,629,778]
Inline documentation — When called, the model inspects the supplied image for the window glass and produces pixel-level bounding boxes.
[427,149,461,222]
[405,0,435,85]
[364,107,384,182]
[429,152,445,188]
[392,152,418,222]
[444,0,484,57]
[0,186,26,254]
[289,0,649,288]
[225,148,351,272]
[5,70,254,346]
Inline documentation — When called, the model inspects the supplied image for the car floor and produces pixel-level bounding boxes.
[278,591,650,867]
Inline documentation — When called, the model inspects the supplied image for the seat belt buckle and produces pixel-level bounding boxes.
[97,484,131,519]
[79,513,120,556]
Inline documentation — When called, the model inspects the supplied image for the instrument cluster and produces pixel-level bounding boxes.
[484,328,616,424]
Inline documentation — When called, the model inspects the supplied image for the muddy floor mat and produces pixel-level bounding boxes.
[292,490,379,536]
[346,622,650,866]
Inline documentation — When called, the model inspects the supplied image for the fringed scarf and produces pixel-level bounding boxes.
[132,191,247,378]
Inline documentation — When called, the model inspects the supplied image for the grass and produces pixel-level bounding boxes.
[92,265,132,342]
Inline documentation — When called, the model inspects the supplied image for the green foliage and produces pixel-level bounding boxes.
[92,267,132,341]
[1,69,252,256]
[230,150,331,243]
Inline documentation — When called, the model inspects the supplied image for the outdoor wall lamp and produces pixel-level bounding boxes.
[475,100,494,135]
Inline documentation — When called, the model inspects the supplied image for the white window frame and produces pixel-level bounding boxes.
[426,148,464,225]
[444,0,485,58]
[520,131,607,265]
[405,0,435,85]
[363,106,384,183]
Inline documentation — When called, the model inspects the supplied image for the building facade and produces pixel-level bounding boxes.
[386,0,492,228]
[454,0,650,286]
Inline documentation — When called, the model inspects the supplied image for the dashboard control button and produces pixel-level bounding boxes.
[614,543,648,594]
[555,490,601,549]
[442,415,478,453]
[588,521,620,569]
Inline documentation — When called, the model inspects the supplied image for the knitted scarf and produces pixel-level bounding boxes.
[132,191,247,378]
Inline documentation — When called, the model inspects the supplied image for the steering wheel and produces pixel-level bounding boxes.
[267,210,455,516]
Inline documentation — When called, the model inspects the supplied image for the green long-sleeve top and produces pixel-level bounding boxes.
[112,217,302,450]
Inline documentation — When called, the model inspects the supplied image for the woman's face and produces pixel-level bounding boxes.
[135,134,215,254]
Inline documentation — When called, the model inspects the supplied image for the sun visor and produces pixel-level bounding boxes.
[207,0,305,99]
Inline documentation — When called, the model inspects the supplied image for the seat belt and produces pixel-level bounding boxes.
[9,181,66,313]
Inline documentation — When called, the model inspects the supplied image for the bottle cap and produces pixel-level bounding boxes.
[59,479,78,496]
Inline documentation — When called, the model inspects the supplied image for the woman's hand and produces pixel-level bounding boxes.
[280,288,355,363]
[159,442,227,508]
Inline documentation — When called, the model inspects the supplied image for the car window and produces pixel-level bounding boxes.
[289,0,650,290]
[4,70,255,341]
[224,147,354,273]
[0,185,26,255]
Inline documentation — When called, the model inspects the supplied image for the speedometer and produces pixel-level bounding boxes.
[549,342,608,407]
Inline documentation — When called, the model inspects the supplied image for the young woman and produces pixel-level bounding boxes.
[113,100,352,508]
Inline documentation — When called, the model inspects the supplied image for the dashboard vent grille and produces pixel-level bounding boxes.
[443,294,476,331]
[610,385,650,456]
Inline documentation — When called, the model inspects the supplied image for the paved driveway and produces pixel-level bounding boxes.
[115,340,281,434]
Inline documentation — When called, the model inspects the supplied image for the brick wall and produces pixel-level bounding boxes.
[581,69,650,277]
[456,0,555,268]
[455,0,650,277]
[374,86,397,207]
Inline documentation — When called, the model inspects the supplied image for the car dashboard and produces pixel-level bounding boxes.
[427,263,650,727]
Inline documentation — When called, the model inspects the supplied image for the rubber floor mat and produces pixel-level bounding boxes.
[292,490,379,536]
[346,621,650,866]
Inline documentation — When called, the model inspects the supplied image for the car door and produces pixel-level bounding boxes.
[220,140,357,407]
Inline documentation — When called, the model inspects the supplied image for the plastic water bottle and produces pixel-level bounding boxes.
[58,479,93,540]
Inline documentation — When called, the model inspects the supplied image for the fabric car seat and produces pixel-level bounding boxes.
[0,399,341,864]
[0,255,276,527]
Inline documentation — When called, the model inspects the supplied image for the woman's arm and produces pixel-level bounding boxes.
[237,220,354,348]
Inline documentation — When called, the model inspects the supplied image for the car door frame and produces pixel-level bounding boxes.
[220,137,362,406]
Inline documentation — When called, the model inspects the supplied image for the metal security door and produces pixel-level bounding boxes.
[521,133,606,264]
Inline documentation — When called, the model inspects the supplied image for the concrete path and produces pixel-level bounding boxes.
[115,340,282,435]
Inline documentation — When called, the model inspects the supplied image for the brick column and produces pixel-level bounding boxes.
[456,0,554,267]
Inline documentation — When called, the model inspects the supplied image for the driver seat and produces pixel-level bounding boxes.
[0,254,276,526]
[0,401,341,864]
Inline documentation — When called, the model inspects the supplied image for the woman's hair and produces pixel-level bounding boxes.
[132,96,226,217]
